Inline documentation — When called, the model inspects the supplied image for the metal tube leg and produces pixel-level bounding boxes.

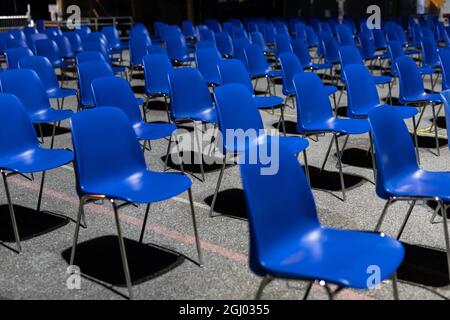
[194,121,205,182]
[143,96,149,122]
[412,116,421,165]
[174,132,186,174]
[302,281,314,300]
[69,198,85,266]
[163,135,173,172]
[396,200,416,240]
[280,105,286,136]
[111,200,134,300]
[139,203,151,244]
[50,121,57,149]
[36,171,46,213]
[303,150,311,186]
[1,172,21,252]
[255,275,273,300]
[439,201,450,282]
[369,132,377,183]
[209,156,227,217]
[334,134,346,201]
[392,273,400,300]
[188,188,203,266]
[164,95,171,123]
[320,136,335,172]
[375,199,394,232]
[431,103,440,156]
[38,124,44,144]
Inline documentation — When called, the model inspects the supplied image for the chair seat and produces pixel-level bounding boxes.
[0,148,73,173]
[30,108,74,123]
[81,170,192,204]
[133,122,176,141]
[172,56,195,63]
[260,227,404,289]
[53,60,73,68]
[419,67,437,75]
[350,104,418,119]
[305,62,332,70]
[253,96,283,109]
[266,69,282,78]
[373,75,392,85]
[47,87,77,99]
[401,92,443,104]
[174,106,218,124]
[113,66,127,74]
[405,48,421,55]
[324,85,337,95]
[146,88,170,97]
[303,117,370,135]
[136,97,144,105]
[384,170,450,202]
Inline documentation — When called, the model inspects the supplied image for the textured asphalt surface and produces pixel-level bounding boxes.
[1,51,450,300]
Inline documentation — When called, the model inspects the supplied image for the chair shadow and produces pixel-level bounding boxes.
[381,97,402,106]
[271,120,298,135]
[307,165,367,193]
[412,133,448,149]
[131,73,145,81]
[131,85,146,95]
[145,100,167,112]
[61,235,184,287]
[161,152,229,175]
[398,242,449,288]
[429,116,446,130]
[0,204,69,243]
[425,200,450,219]
[336,106,348,117]
[33,123,71,137]
[339,148,373,169]
[204,188,247,220]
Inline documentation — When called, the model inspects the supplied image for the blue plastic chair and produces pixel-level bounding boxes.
[196,41,215,49]
[359,31,388,62]
[69,107,202,299]
[262,24,276,46]
[74,25,91,42]
[420,37,441,90]
[232,38,250,66]
[64,31,83,52]
[344,64,418,120]
[305,26,319,47]
[129,33,151,76]
[249,31,273,55]
[165,34,194,64]
[239,136,403,299]
[199,29,216,43]
[395,55,442,157]
[77,60,114,109]
[274,33,292,57]
[53,35,75,59]
[168,68,218,181]
[9,29,27,43]
[76,50,108,64]
[92,76,176,160]
[101,25,128,51]
[18,56,77,107]
[35,39,71,68]
[0,93,73,252]
[210,83,309,216]
[215,31,234,57]
[205,19,222,33]
[196,47,222,86]
[336,24,355,46]
[217,59,284,117]
[294,23,307,41]
[6,38,27,49]
[368,105,450,282]
[0,32,14,52]
[233,26,248,39]
[373,29,388,50]
[293,72,370,201]
[182,20,197,39]
[5,47,33,69]
[0,69,74,147]
[291,39,331,72]
[439,49,450,91]
[388,40,435,77]
[321,34,341,65]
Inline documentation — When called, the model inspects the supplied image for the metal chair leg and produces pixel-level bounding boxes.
[303,150,311,186]
[194,121,205,182]
[143,96,149,122]
[320,136,334,172]
[173,132,186,175]
[334,134,346,201]
[139,203,151,243]
[1,171,21,252]
[188,188,203,266]
[69,197,85,266]
[163,135,173,172]
[431,103,440,156]
[255,275,273,300]
[439,200,450,282]
[412,116,421,165]
[375,198,395,232]
[163,95,171,123]
[369,132,377,183]
[302,281,314,300]
[396,200,416,240]
[50,121,57,149]
[36,171,46,213]
[111,200,134,300]
[209,156,227,217]
[392,273,400,300]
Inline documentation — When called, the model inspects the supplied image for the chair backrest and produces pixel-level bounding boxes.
[82,40,109,59]
[75,25,92,41]
[295,23,307,41]
[439,48,450,91]
[441,89,450,150]
[339,45,363,68]
[182,20,197,38]
[321,35,340,63]
[167,68,214,120]
[243,43,269,76]
[92,76,141,125]
[28,33,48,54]
[195,47,221,85]
[213,84,264,153]
[305,26,318,47]
[373,28,387,49]
[215,31,234,57]
[278,52,303,96]
[76,50,108,64]
[395,55,424,104]
[233,26,248,39]
[86,32,109,48]
[217,59,254,94]
[65,31,83,52]
[262,24,276,44]
[129,33,151,67]
[199,29,216,43]
[165,33,189,61]
[232,38,250,66]
[275,33,292,56]
[77,61,114,107]
[35,39,62,66]
[5,47,34,69]
[336,24,354,46]
[292,72,334,133]
[239,139,319,276]
[291,39,311,66]
[359,31,376,59]
[70,107,147,196]
[368,106,419,199]
[18,56,60,94]
[249,31,268,52]
[205,19,222,32]
[147,44,166,54]
[101,26,121,48]
[9,29,27,43]
[7,38,28,48]
[143,53,173,96]
[0,69,51,114]
[0,32,14,52]
[421,36,439,67]
[0,93,40,155]
[344,64,381,117]
[53,35,74,58]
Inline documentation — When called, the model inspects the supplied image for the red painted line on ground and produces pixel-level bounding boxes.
[8,175,375,300]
